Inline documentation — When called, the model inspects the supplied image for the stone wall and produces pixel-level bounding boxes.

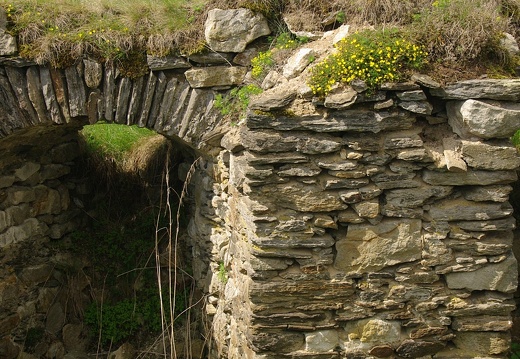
[212,77,520,358]
[1,5,520,359]
[0,124,91,359]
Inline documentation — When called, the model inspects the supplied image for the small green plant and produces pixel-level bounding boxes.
[512,342,520,359]
[335,10,346,24]
[25,327,45,351]
[84,299,140,345]
[512,129,520,149]
[307,28,427,96]
[84,287,190,346]
[217,262,228,284]
[272,32,309,50]
[251,50,275,79]
[250,32,309,79]
[214,84,263,122]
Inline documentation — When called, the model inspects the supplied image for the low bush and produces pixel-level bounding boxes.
[308,28,427,96]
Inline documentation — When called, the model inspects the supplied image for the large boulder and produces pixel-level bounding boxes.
[205,8,270,52]
[447,99,520,139]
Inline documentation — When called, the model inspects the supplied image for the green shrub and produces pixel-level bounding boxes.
[308,28,427,96]
[512,342,520,359]
[251,50,275,79]
[217,262,228,284]
[84,299,140,345]
[512,129,520,149]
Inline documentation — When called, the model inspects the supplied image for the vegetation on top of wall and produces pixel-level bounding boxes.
[0,0,208,67]
[308,28,428,96]
[1,0,518,79]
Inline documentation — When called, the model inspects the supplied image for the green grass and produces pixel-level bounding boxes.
[80,122,156,162]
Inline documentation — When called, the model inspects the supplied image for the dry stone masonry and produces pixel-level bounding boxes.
[1,6,520,359]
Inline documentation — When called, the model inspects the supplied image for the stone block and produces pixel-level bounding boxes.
[324,86,357,109]
[65,65,87,117]
[447,99,520,139]
[452,332,510,356]
[451,316,512,331]
[259,181,348,212]
[352,199,380,218]
[146,54,191,70]
[0,314,20,336]
[18,263,54,285]
[83,58,102,88]
[247,108,416,133]
[385,186,452,208]
[461,140,520,170]
[335,219,422,273]
[40,67,65,124]
[396,90,426,101]
[7,186,35,205]
[395,339,445,358]
[445,254,517,293]
[461,185,512,202]
[185,66,247,88]
[62,324,89,352]
[428,198,513,221]
[283,48,315,79]
[398,100,433,115]
[0,337,19,359]
[453,217,516,231]
[423,169,517,186]
[0,31,17,56]
[305,330,339,352]
[2,218,47,246]
[26,66,50,123]
[431,79,520,101]
[0,175,15,188]
[253,331,304,352]
[5,204,30,226]
[40,164,70,181]
[45,302,66,334]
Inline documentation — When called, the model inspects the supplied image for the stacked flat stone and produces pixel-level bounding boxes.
[211,77,520,358]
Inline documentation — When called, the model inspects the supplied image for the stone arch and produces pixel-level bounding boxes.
[0,61,228,154]
[0,58,227,358]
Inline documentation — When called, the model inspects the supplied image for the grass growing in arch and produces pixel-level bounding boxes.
[81,122,157,162]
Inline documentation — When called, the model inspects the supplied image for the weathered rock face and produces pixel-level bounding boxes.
[205,8,271,52]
